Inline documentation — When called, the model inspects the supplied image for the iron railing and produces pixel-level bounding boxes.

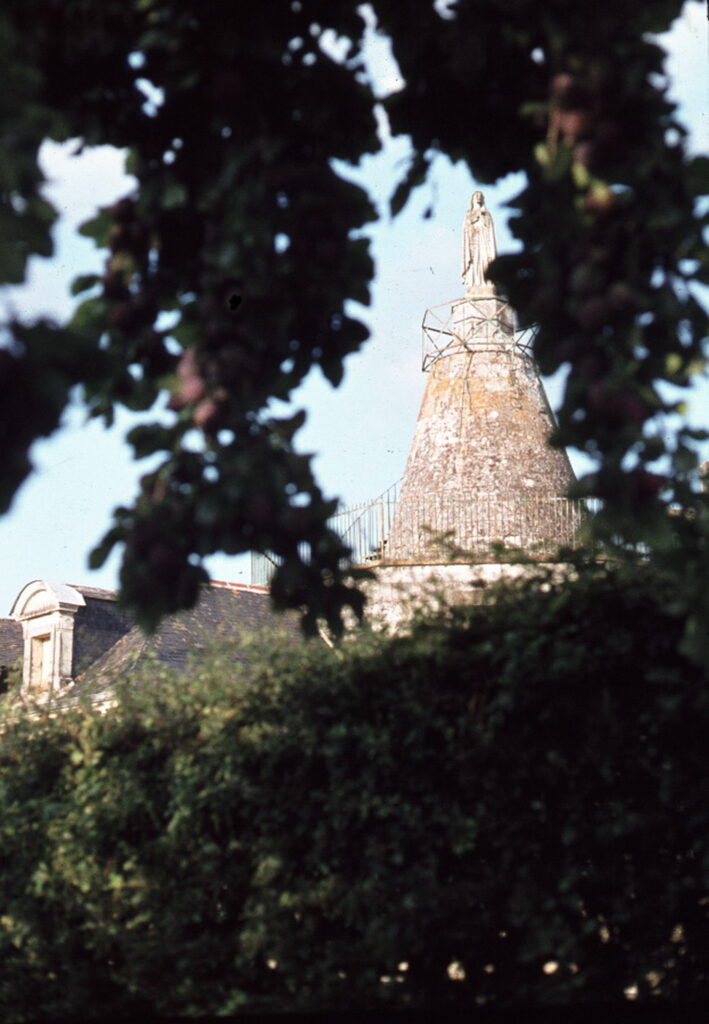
[385,494,589,561]
[250,490,593,586]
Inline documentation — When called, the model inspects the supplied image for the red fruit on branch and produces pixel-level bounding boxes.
[550,73,575,98]
[550,73,591,110]
[180,376,207,405]
[574,140,597,170]
[583,188,617,216]
[193,398,221,427]
[151,476,169,503]
[558,109,593,143]
[168,348,208,407]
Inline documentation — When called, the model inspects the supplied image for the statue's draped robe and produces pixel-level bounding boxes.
[462,204,497,290]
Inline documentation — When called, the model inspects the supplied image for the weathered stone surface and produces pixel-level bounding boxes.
[10,581,87,693]
[385,291,577,561]
[364,562,574,633]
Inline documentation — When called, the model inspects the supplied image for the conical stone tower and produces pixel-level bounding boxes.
[369,193,579,626]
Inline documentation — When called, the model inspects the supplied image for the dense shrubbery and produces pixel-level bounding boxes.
[0,564,707,1016]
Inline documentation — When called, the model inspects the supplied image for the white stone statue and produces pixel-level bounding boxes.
[462,190,497,291]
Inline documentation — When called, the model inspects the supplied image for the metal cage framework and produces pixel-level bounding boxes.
[422,295,536,372]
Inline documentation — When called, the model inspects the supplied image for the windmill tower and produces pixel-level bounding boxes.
[368,192,581,626]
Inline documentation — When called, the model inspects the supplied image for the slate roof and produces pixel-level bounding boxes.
[75,582,301,695]
[0,619,22,668]
[72,591,134,676]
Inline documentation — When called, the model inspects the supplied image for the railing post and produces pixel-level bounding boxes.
[379,497,385,560]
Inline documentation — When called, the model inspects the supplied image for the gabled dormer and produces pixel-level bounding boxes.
[10,581,86,696]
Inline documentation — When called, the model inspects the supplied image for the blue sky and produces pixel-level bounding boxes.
[0,3,706,615]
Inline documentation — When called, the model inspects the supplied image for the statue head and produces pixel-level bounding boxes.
[471,190,485,209]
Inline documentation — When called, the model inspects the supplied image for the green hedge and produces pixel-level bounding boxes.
[0,564,707,1016]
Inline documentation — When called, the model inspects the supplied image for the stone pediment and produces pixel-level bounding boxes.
[11,581,86,621]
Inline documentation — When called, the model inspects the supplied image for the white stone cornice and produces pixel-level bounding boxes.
[10,581,86,621]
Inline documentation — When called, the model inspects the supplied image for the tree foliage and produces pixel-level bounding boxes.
[0,564,707,1016]
[0,0,707,640]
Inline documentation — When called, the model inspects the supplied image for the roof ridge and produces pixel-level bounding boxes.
[70,585,118,601]
[207,579,269,593]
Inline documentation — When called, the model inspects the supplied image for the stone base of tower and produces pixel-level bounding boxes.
[363,561,573,633]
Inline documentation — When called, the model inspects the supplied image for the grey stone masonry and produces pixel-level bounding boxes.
[384,289,578,562]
